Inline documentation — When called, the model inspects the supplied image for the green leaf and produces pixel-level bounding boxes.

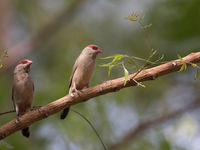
[191,63,197,67]
[100,62,121,67]
[125,12,139,22]
[100,54,124,76]
[143,23,152,29]
[137,15,144,22]
[155,54,164,62]
[122,64,129,85]
[150,49,157,58]
[0,50,8,69]
[195,69,199,80]
[111,55,123,65]
[99,63,112,67]
[3,50,8,58]
[177,54,183,60]
[132,79,146,88]
[108,65,114,76]
[137,82,146,88]
[179,63,187,72]
[101,54,124,60]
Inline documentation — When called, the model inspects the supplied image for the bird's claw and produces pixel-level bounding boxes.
[70,93,74,97]
[75,89,81,96]
[15,116,20,124]
[74,88,79,93]
[70,89,81,97]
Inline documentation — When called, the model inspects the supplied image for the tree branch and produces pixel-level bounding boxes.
[109,99,200,150]
[0,52,200,140]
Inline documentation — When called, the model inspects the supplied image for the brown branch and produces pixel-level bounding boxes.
[4,0,88,68]
[0,52,200,140]
[109,100,200,150]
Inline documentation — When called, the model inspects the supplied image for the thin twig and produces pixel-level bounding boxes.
[71,109,107,150]
[0,107,107,150]
[0,105,43,116]
[0,110,15,116]
[131,20,152,80]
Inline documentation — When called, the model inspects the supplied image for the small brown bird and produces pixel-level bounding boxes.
[12,59,34,138]
[60,45,102,119]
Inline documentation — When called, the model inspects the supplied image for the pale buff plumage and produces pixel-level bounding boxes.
[60,45,102,119]
[12,59,34,138]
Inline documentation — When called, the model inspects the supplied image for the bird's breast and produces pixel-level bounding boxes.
[13,75,34,113]
[73,60,96,88]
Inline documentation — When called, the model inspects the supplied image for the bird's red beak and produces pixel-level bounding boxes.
[27,60,33,65]
[97,48,102,53]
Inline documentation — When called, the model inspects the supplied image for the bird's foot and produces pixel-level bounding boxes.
[75,89,81,96]
[70,93,75,97]
[70,89,81,98]
[86,84,90,88]
[15,116,20,124]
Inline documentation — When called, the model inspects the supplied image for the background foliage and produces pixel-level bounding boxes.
[0,0,200,150]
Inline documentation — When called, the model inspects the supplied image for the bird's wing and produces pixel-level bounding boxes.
[11,86,16,111]
[29,77,34,91]
[69,58,79,89]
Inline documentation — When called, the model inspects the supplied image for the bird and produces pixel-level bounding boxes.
[60,45,102,119]
[12,59,34,138]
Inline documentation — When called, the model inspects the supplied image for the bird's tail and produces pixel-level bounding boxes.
[21,127,30,138]
[60,107,70,119]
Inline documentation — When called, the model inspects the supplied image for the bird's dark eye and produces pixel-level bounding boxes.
[92,46,98,50]
[16,60,28,66]
[22,60,28,64]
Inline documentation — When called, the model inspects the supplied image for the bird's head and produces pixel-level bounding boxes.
[87,45,102,54]
[82,45,102,59]
[15,59,33,73]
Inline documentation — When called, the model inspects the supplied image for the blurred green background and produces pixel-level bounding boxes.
[0,0,200,150]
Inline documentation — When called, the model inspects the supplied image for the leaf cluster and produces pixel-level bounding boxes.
[125,12,152,31]
[100,49,164,87]
[177,54,200,80]
[0,50,8,69]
